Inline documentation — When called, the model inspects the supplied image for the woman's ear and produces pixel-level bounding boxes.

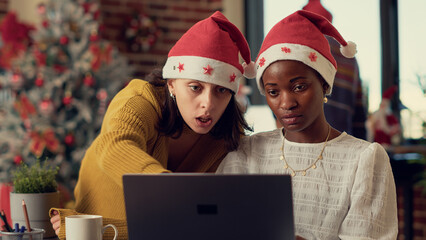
[167,79,176,95]
[322,81,329,95]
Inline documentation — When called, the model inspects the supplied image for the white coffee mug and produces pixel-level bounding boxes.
[65,215,118,240]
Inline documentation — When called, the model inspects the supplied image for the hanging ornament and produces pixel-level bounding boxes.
[13,93,36,120]
[33,46,47,67]
[96,88,108,115]
[89,43,112,71]
[89,29,99,42]
[34,74,44,87]
[37,3,46,15]
[62,95,73,106]
[62,89,73,106]
[124,11,162,52]
[13,155,23,165]
[10,72,24,90]
[59,35,69,45]
[29,128,60,157]
[64,133,75,146]
[42,19,49,28]
[83,73,95,87]
[96,88,107,101]
[38,98,54,116]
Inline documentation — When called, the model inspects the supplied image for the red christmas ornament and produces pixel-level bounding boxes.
[64,133,75,146]
[37,3,46,15]
[59,36,69,45]
[14,155,23,165]
[89,32,99,42]
[83,74,95,87]
[62,95,73,106]
[11,73,24,89]
[82,3,91,13]
[96,89,108,101]
[39,98,54,116]
[34,48,47,66]
[93,10,100,20]
[42,20,49,28]
[35,76,44,87]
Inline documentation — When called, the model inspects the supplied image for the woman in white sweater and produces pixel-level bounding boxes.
[217,10,398,240]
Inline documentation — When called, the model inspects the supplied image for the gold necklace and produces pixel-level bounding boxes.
[280,125,331,177]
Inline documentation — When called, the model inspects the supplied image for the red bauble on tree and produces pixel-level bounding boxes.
[59,35,69,45]
[34,75,44,87]
[10,73,24,89]
[42,20,49,28]
[13,155,23,165]
[64,133,75,146]
[62,95,73,106]
[38,98,54,116]
[83,73,95,87]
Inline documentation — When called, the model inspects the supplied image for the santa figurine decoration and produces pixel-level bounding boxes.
[367,85,401,148]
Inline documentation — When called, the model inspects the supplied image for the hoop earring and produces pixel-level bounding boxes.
[170,92,176,102]
[323,97,328,103]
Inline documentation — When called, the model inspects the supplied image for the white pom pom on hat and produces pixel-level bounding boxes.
[340,41,357,58]
[242,61,256,79]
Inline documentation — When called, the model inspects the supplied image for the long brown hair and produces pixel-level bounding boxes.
[146,68,252,151]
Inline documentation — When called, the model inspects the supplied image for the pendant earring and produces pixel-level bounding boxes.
[170,92,176,101]
[323,97,328,103]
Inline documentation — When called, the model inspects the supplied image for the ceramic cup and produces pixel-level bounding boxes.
[65,215,118,240]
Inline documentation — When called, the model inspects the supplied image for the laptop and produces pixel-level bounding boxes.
[123,173,295,240]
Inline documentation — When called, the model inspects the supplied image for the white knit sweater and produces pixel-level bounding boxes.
[217,128,398,240]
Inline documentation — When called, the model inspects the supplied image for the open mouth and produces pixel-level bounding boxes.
[196,117,213,127]
[199,118,209,123]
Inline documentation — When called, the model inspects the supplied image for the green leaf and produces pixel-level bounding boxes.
[11,159,59,193]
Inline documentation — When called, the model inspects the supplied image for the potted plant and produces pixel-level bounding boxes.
[9,160,60,238]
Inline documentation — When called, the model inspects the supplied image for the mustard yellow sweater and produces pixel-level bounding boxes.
[51,79,227,239]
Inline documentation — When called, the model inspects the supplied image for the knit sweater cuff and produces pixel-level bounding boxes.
[49,208,80,240]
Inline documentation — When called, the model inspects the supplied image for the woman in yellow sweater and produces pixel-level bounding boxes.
[50,11,255,240]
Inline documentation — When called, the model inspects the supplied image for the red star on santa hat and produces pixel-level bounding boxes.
[281,47,291,53]
[203,64,213,75]
[308,52,317,62]
[229,73,236,82]
[178,63,184,72]
[259,57,266,67]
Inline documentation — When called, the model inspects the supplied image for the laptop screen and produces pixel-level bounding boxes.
[123,173,295,240]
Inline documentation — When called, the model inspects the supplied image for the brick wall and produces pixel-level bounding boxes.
[397,185,426,239]
[99,0,223,79]
[413,186,426,239]
[397,186,405,239]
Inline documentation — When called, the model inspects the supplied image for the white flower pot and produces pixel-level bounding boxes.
[10,191,60,238]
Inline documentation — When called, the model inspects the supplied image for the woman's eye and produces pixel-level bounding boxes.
[294,84,306,92]
[189,85,200,91]
[267,89,278,97]
[217,87,229,93]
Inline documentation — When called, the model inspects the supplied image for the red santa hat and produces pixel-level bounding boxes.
[302,0,333,23]
[382,85,398,100]
[163,11,255,93]
[255,10,357,95]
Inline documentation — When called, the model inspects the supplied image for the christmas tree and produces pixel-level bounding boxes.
[0,0,133,192]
